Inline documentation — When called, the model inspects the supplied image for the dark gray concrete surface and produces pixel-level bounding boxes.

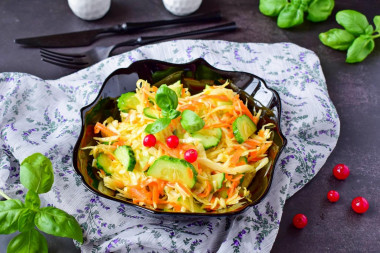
[1,0,379,252]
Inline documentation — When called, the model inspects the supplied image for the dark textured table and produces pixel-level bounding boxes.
[1,0,379,252]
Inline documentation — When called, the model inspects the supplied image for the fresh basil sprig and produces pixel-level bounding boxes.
[0,153,83,253]
[145,84,181,134]
[320,10,380,63]
[259,0,335,28]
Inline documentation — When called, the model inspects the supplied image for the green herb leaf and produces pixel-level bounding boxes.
[364,25,374,35]
[259,0,287,17]
[319,28,356,50]
[277,4,304,28]
[144,118,171,134]
[162,109,181,120]
[336,10,369,36]
[374,16,380,31]
[346,35,375,63]
[180,110,205,133]
[307,0,335,22]
[20,153,54,194]
[35,206,83,243]
[0,199,26,234]
[25,191,40,210]
[18,208,36,232]
[7,229,48,253]
[155,84,178,112]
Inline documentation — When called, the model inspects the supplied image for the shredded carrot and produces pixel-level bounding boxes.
[228,181,239,198]
[156,141,179,157]
[187,168,194,179]
[94,122,118,137]
[204,123,230,129]
[177,182,192,195]
[252,116,259,125]
[198,181,212,198]
[181,88,186,97]
[142,163,150,171]
[115,180,124,189]
[239,101,255,122]
[112,140,126,147]
[235,161,246,166]
[107,153,116,160]
[229,148,244,166]
[232,174,244,182]
[200,94,230,102]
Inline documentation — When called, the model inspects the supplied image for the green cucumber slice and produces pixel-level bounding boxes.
[191,128,222,150]
[232,115,257,144]
[211,173,225,190]
[96,153,112,175]
[239,156,248,164]
[147,156,197,188]
[114,145,136,171]
[143,107,160,119]
[117,92,140,112]
[168,81,183,98]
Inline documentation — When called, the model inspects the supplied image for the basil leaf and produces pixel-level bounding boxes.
[20,153,54,194]
[0,199,26,234]
[35,206,83,243]
[7,229,48,253]
[319,28,356,50]
[374,16,380,31]
[307,0,334,22]
[180,110,205,133]
[25,191,40,210]
[155,84,178,112]
[144,118,171,134]
[346,35,375,63]
[336,10,369,36]
[164,109,181,120]
[259,0,287,17]
[18,208,36,232]
[277,4,304,28]
[364,25,373,35]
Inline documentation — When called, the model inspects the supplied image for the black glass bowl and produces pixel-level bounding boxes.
[73,58,287,216]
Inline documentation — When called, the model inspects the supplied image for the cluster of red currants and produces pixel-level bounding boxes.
[143,134,198,163]
[293,164,369,229]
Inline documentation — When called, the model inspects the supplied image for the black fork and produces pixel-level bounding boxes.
[40,22,237,69]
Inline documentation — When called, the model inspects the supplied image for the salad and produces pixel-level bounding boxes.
[85,79,274,212]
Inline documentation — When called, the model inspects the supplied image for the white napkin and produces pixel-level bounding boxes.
[0,40,340,252]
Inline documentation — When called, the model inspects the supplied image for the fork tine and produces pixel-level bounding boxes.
[40,48,86,58]
[41,58,89,69]
[40,51,76,62]
[41,53,89,66]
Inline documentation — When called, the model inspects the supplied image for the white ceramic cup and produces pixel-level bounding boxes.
[68,0,111,21]
[163,0,203,16]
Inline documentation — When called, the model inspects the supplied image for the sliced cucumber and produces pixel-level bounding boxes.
[143,107,160,119]
[147,156,197,188]
[168,80,183,98]
[211,173,225,191]
[217,101,233,106]
[191,128,222,150]
[96,153,112,175]
[239,156,248,164]
[117,92,140,112]
[232,115,257,144]
[114,145,136,171]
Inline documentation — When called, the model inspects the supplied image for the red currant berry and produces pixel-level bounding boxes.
[184,149,198,163]
[351,197,369,214]
[143,134,156,147]
[333,164,350,180]
[166,135,179,149]
[293,214,308,229]
[327,190,340,202]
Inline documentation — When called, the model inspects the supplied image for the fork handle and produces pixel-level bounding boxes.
[108,11,222,33]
